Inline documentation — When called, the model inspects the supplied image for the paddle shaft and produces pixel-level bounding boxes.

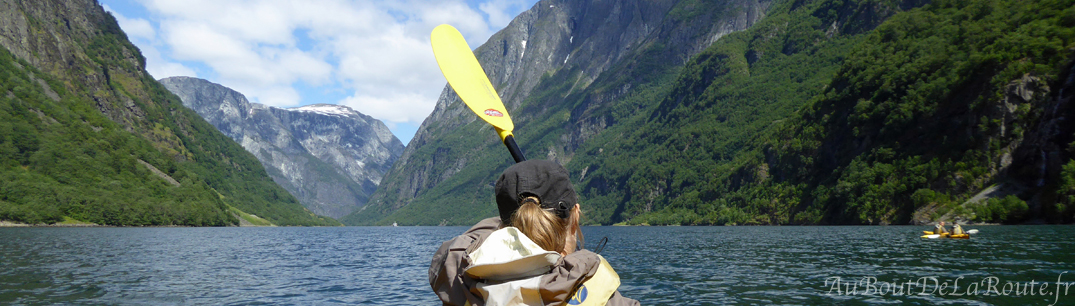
[504,134,525,163]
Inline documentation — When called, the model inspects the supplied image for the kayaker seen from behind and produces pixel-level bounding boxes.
[951,223,964,235]
[429,160,639,306]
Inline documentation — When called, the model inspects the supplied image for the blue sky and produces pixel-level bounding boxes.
[99,0,541,144]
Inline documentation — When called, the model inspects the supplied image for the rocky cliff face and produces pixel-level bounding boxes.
[350,0,771,225]
[0,0,338,225]
[410,0,769,150]
[160,77,404,219]
[0,0,149,135]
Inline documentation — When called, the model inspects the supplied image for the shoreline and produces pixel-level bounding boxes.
[5,220,1068,228]
[0,220,312,228]
[1,220,103,227]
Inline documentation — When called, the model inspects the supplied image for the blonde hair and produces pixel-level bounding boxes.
[511,196,584,254]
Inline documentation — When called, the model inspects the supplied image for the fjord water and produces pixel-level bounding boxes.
[1,226,1072,305]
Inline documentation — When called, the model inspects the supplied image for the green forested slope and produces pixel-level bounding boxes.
[763,0,1075,224]
[386,0,1072,226]
[572,0,890,224]
[588,0,1075,225]
[355,0,1073,226]
[0,47,235,226]
[0,1,337,226]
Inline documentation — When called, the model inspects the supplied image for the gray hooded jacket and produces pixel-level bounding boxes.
[429,217,640,306]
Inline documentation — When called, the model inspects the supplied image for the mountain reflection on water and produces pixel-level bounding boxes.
[1,225,1072,305]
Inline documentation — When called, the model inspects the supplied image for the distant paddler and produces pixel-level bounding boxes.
[921,221,949,238]
[922,221,971,239]
[951,223,965,235]
[934,221,949,235]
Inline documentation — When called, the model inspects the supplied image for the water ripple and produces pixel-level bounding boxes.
[1,225,1072,305]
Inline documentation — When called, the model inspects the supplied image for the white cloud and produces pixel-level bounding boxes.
[152,62,198,78]
[341,91,432,124]
[137,43,197,78]
[102,4,197,79]
[163,21,253,62]
[412,1,492,41]
[106,5,156,40]
[105,0,538,139]
[153,13,334,106]
[480,0,530,29]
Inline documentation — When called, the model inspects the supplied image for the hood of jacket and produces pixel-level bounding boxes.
[465,227,562,281]
[430,217,604,306]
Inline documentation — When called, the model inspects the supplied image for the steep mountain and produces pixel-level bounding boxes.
[345,0,772,225]
[0,0,337,226]
[355,0,1074,226]
[159,77,404,219]
[612,0,1074,225]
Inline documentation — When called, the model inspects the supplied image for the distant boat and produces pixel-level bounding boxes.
[392,222,398,227]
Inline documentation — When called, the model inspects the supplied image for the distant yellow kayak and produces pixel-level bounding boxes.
[920,231,969,239]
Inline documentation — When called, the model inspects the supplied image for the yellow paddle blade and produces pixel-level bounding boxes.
[431,24,514,141]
